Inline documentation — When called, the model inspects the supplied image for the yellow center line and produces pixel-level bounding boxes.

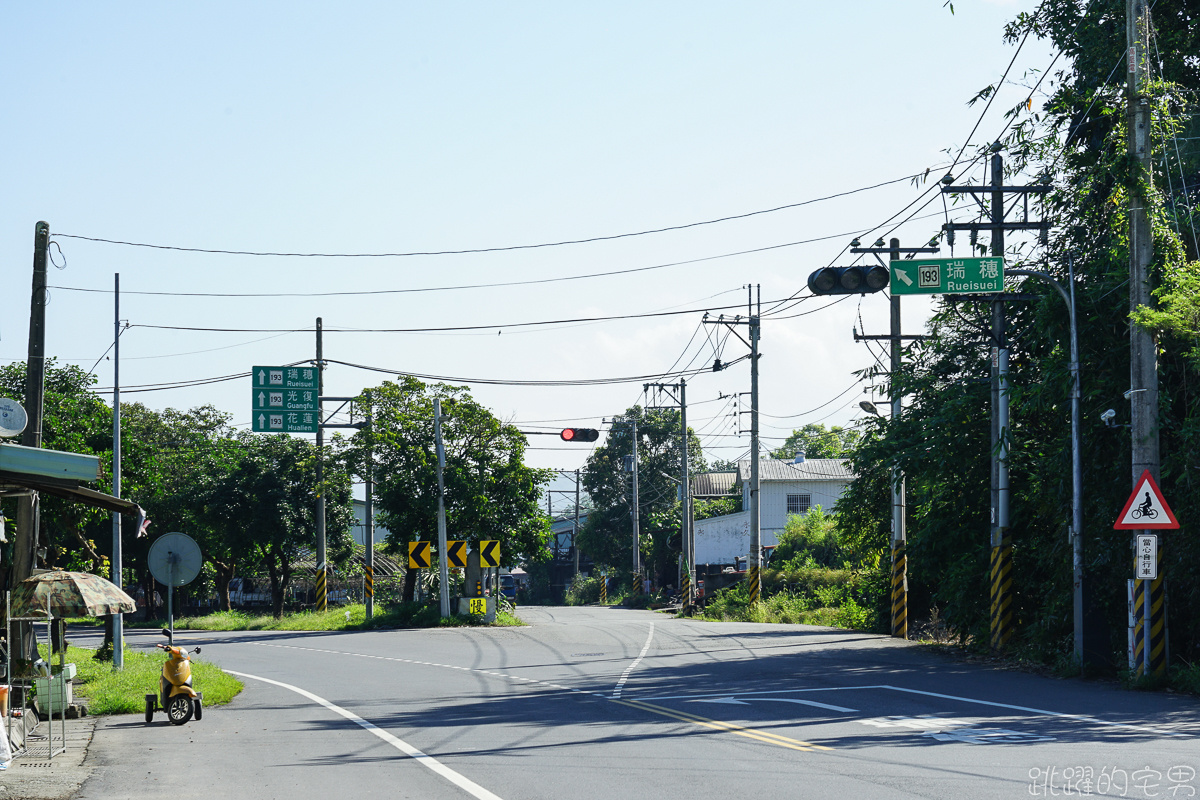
[612,698,832,753]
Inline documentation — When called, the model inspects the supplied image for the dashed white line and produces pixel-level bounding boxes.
[611,622,655,699]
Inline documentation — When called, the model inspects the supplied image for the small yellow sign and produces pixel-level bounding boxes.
[469,598,485,615]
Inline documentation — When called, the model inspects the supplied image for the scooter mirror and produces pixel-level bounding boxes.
[160,628,171,638]
[193,647,201,655]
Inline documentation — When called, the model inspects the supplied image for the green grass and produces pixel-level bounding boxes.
[695,583,873,629]
[128,602,524,632]
[40,644,243,716]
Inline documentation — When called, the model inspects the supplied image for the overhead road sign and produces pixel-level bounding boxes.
[251,366,320,433]
[446,540,468,568]
[1114,469,1179,529]
[479,540,501,568]
[253,366,318,390]
[890,257,1004,296]
[408,541,431,569]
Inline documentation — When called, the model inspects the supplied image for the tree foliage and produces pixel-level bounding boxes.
[579,406,705,582]
[350,377,552,601]
[837,2,1200,664]
[771,424,859,460]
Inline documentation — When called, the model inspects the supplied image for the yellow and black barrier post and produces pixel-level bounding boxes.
[632,572,643,597]
[316,561,328,611]
[599,574,607,604]
[989,534,1013,651]
[364,564,374,607]
[891,543,907,638]
[747,564,760,606]
[1132,577,1146,675]
[1147,552,1167,677]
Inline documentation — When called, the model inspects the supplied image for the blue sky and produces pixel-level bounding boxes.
[1,2,1056,505]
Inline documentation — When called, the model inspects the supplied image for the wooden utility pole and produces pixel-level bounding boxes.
[12,222,50,599]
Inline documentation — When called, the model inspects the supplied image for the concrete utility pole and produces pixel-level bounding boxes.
[888,240,908,639]
[630,416,641,593]
[748,286,761,605]
[941,154,1050,652]
[435,397,450,618]
[364,404,374,620]
[112,273,124,668]
[643,380,693,606]
[851,237,939,638]
[314,318,327,611]
[573,469,581,578]
[1127,0,1164,677]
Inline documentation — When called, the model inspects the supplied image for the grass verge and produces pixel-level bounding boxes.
[41,644,243,716]
[129,602,524,632]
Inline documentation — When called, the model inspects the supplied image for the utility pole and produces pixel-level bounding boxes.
[13,223,50,610]
[112,274,124,668]
[574,469,581,579]
[364,404,374,620]
[942,151,1050,652]
[704,286,762,603]
[851,238,939,638]
[435,397,450,618]
[631,416,641,594]
[1127,0,1164,677]
[314,318,327,612]
[644,380,693,608]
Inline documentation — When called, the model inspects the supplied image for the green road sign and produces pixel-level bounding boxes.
[251,366,320,433]
[252,366,319,390]
[890,257,1003,296]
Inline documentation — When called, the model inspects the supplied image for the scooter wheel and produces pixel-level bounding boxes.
[166,695,194,725]
[193,697,202,721]
[144,695,155,724]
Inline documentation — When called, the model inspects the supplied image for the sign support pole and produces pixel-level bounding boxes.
[435,398,450,618]
[315,318,327,612]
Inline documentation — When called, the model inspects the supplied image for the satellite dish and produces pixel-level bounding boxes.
[148,532,203,587]
[0,398,28,438]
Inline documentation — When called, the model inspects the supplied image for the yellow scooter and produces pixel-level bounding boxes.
[145,628,203,725]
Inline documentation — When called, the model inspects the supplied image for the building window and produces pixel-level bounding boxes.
[787,493,811,515]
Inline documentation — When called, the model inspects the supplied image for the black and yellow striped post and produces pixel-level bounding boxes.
[1147,549,1167,677]
[364,564,374,608]
[632,572,643,597]
[747,564,760,605]
[680,560,692,612]
[891,544,907,639]
[599,575,607,604]
[1132,577,1146,675]
[316,561,328,611]
[989,534,1013,651]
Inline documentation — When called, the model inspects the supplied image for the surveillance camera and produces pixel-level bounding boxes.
[1101,409,1116,427]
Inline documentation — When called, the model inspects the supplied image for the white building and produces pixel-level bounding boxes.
[351,499,391,546]
[692,456,853,565]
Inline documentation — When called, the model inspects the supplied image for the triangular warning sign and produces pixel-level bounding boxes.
[1114,470,1179,530]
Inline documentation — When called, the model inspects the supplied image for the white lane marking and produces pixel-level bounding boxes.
[611,622,655,699]
[644,685,885,701]
[227,670,504,800]
[685,696,855,712]
[879,685,1188,738]
[249,641,602,698]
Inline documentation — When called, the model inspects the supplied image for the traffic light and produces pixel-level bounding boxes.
[807,265,890,295]
[560,428,600,442]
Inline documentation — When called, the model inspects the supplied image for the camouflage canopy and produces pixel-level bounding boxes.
[11,570,137,618]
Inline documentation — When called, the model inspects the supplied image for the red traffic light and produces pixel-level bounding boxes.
[560,428,599,442]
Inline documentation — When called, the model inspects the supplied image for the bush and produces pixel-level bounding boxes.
[772,506,852,570]
[564,574,602,605]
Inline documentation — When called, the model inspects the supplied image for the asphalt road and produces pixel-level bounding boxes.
[68,607,1200,799]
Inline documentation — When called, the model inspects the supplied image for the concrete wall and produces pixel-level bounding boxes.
[694,509,749,565]
[697,479,849,564]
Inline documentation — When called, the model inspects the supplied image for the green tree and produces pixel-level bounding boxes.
[205,432,354,618]
[579,405,705,583]
[772,424,859,460]
[351,377,551,602]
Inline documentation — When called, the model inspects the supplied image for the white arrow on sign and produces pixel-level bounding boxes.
[258,391,266,405]
[257,369,266,384]
[688,696,856,713]
[257,413,266,428]
[894,267,913,286]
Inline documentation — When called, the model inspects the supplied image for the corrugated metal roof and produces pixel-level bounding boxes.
[691,471,738,497]
[738,458,854,482]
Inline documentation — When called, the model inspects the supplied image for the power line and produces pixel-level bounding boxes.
[49,172,928,261]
